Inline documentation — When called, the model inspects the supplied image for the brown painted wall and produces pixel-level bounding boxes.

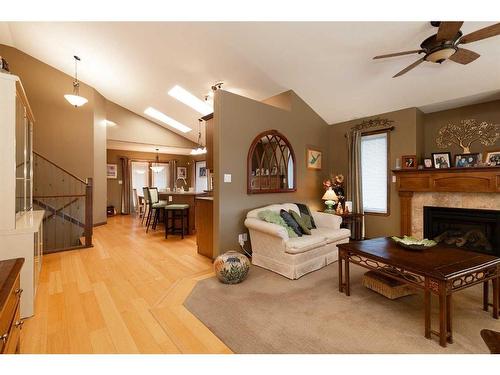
[329,108,421,238]
[423,99,500,157]
[106,149,201,211]
[214,90,330,254]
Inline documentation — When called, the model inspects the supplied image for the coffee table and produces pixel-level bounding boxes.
[337,237,500,347]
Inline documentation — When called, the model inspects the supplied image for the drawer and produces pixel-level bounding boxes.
[0,275,21,345]
[1,302,21,354]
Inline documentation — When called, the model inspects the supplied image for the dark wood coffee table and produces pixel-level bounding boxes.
[337,237,500,347]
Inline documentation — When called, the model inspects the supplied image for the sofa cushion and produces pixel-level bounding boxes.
[285,235,328,254]
[301,213,314,230]
[289,210,311,235]
[280,210,302,237]
[295,203,317,229]
[257,209,298,238]
[311,227,351,243]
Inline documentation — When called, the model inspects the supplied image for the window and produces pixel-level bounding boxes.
[131,161,149,196]
[151,163,170,190]
[361,132,389,214]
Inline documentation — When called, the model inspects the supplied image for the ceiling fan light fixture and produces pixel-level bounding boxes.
[425,48,456,63]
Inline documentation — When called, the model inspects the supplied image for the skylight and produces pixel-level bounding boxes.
[168,85,213,116]
[144,107,192,133]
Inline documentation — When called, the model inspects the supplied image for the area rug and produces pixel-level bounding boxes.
[184,263,499,353]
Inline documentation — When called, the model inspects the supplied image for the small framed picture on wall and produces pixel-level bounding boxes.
[177,166,187,179]
[107,164,117,179]
[306,147,322,170]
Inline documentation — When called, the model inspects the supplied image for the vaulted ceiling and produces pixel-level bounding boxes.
[1,22,499,143]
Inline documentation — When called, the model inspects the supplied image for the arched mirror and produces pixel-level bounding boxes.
[247,130,296,194]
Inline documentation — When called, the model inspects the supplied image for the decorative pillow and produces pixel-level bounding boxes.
[280,209,303,237]
[257,210,298,238]
[289,210,311,235]
[295,203,317,229]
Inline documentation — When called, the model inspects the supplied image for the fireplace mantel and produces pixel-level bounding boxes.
[393,167,500,236]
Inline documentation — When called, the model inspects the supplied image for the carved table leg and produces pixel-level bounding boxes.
[446,294,453,344]
[424,280,431,339]
[338,254,343,293]
[493,277,499,319]
[439,282,448,347]
[483,281,489,312]
[345,258,350,297]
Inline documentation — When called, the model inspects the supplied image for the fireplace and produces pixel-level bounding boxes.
[423,206,500,256]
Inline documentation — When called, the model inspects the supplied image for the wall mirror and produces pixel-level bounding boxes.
[247,130,296,194]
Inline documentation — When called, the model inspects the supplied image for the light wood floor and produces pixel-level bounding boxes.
[21,215,232,354]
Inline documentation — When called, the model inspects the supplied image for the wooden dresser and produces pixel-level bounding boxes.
[0,258,24,354]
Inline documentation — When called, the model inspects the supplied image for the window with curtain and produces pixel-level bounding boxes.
[131,161,149,196]
[361,132,388,214]
[151,163,170,190]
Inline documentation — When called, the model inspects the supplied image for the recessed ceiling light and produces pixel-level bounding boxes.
[168,85,213,116]
[144,107,192,133]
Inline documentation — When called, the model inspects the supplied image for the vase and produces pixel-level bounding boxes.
[214,251,250,284]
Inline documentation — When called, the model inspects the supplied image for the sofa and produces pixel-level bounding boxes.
[244,203,351,279]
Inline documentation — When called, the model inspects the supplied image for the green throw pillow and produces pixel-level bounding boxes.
[289,210,311,235]
[301,213,313,230]
[257,210,298,238]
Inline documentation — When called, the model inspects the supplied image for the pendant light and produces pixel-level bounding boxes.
[150,148,164,173]
[64,55,88,107]
[191,119,207,155]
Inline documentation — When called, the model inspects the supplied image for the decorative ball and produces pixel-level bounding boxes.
[214,251,250,284]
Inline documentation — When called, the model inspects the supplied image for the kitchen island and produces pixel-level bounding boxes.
[158,191,206,235]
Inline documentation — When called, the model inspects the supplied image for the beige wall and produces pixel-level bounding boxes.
[214,90,330,254]
[106,149,201,211]
[423,99,500,156]
[329,108,422,238]
[93,91,108,224]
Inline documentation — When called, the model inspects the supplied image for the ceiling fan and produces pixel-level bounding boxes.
[374,21,500,78]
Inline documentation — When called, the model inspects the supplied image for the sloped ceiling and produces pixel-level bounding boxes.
[2,21,499,140]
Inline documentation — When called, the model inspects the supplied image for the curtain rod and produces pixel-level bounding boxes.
[344,126,395,138]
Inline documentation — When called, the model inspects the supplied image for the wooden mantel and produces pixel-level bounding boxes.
[393,167,500,236]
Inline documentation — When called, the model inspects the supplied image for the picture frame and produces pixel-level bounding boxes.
[306,147,322,170]
[177,166,187,179]
[199,167,207,177]
[431,152,451,169]
[424,158,433,168]
[106,164,117,179]
[401,155,417,169]
[455,153,481,168]
[484,150,500,166]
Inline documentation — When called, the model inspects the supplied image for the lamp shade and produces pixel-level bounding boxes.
[322,187,338,201]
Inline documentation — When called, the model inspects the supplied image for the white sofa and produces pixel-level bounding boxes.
[244,203,350,279]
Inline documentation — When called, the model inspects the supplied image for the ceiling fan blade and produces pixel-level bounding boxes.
[449,48,480,64]
[373,50,423,59]
[436,21,464,41]
[459,22,500,44]
[393,57,425,78]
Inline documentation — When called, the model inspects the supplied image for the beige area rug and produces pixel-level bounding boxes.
[184,263,500,353]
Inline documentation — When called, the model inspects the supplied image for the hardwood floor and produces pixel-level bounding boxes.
[21,215,232,354]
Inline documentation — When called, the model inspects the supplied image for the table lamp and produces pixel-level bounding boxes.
[322,187,338,213]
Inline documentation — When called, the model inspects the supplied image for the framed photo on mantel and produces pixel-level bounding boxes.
[306,147,322,170]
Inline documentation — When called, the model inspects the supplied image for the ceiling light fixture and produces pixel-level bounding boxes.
[425,47,456,63]
[150,148,164,173]
[144,107,192,133]
[168,85,213,116]
[105,120,117,127]
[64,55,88,107]
[191,119,207,155]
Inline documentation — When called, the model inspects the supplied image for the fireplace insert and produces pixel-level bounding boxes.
[423,206,500,256]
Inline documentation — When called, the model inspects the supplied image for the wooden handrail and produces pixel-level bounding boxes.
[33,194,86,198]
[33,151,87,185]
[85,178,93,247]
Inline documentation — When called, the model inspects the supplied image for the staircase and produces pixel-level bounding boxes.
[33,151,93,253]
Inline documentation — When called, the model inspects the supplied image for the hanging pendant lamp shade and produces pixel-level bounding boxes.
[191,119,207,155]
[150,148,164,172]
[64,55,88,107]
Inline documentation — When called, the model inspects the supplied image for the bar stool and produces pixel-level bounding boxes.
[144,187,168,233]
[164,204,190,239]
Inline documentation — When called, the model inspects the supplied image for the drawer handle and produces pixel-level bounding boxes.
[14,320,24,330]
[15,288,23,296]
[0,333,7,344]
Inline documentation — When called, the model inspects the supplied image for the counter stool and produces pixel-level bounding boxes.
[144,187,168,233]
[164,204,190,239]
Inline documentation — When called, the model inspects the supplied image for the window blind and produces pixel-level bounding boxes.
[361,132,388,214]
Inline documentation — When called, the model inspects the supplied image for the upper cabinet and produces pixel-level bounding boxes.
[247,130,296,194]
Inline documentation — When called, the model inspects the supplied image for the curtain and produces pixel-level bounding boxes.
[169,160,177,190]
[347,130,364,236]
[120,157,131,214]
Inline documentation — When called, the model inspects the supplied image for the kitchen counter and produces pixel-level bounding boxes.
[195,196,213,201]
[158,191,205,196]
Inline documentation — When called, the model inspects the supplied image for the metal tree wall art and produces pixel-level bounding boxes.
[436,119,500,153]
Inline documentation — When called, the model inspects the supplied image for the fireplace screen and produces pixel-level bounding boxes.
[423,206,499,256]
